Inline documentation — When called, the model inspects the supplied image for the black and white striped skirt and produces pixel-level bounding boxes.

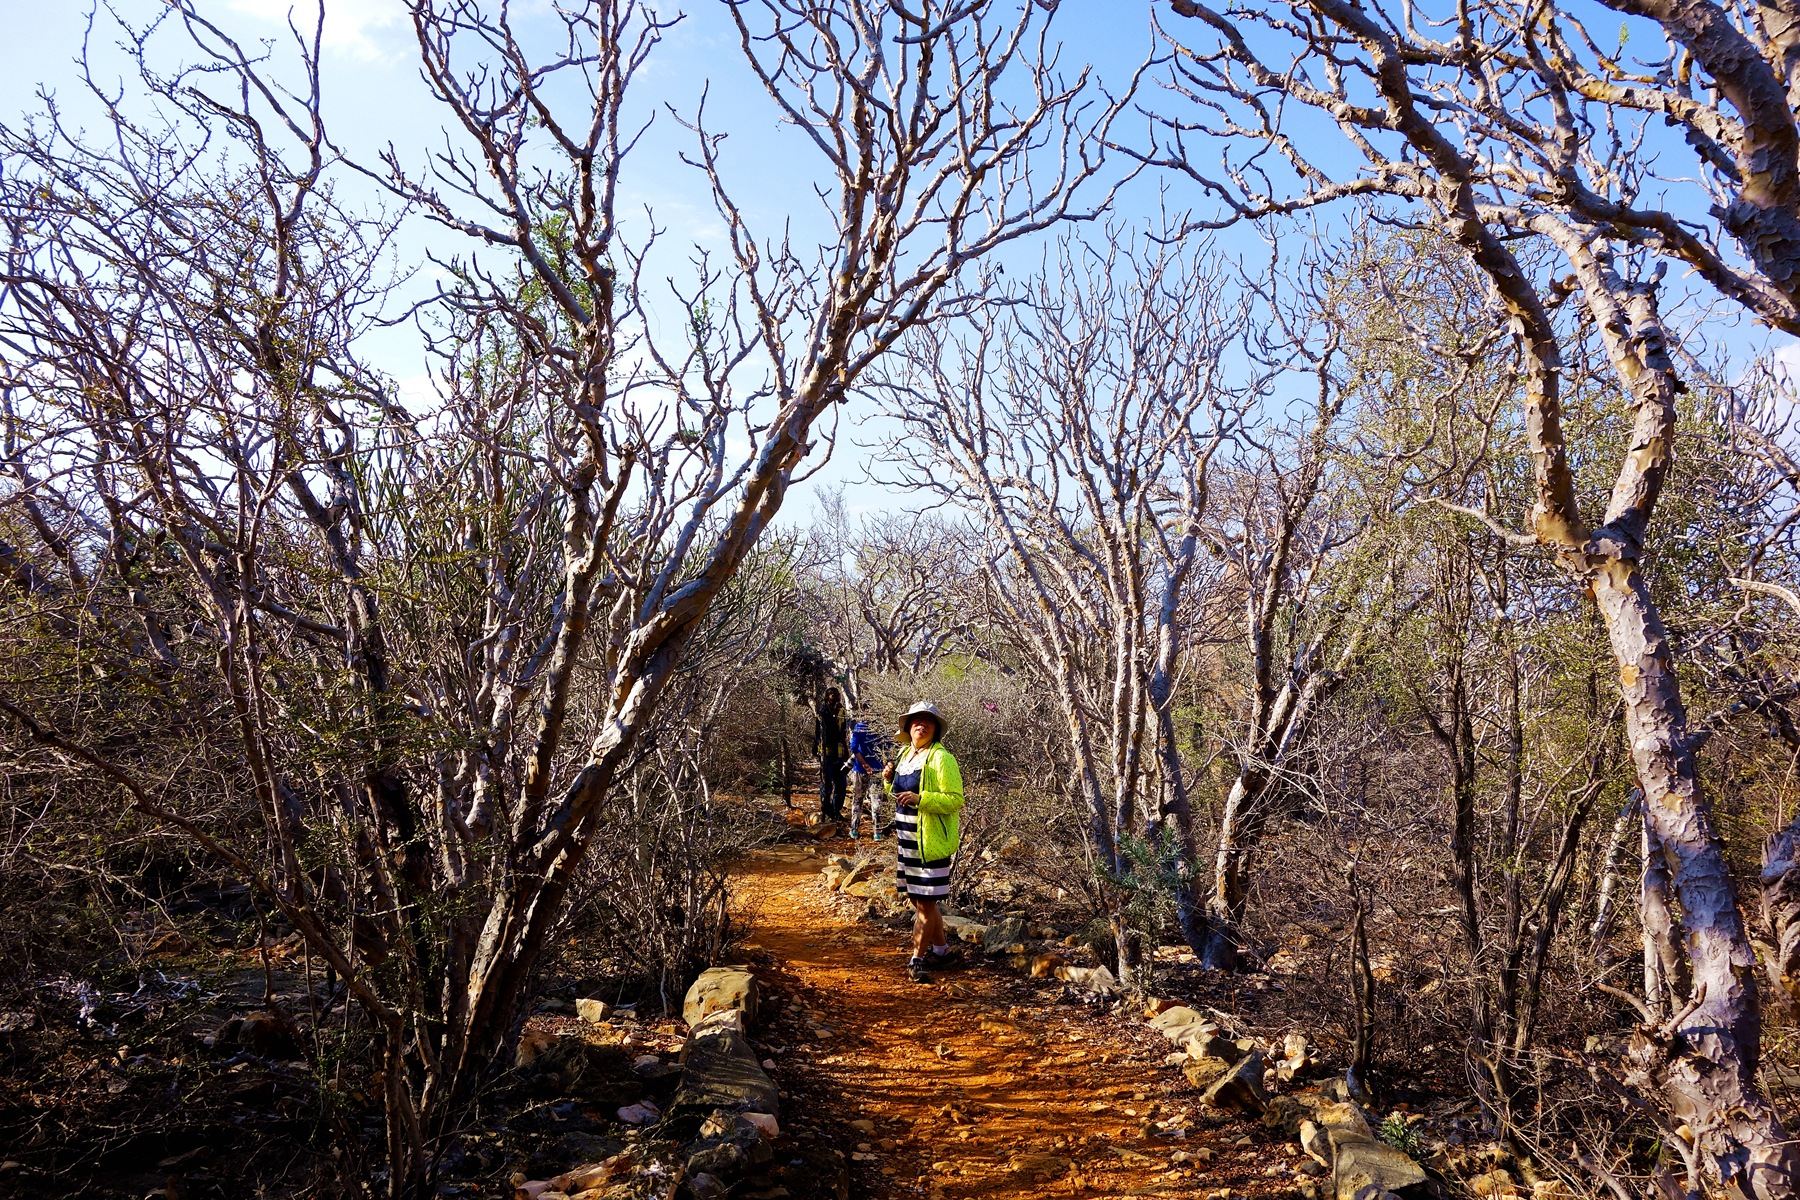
[894,808,953,900]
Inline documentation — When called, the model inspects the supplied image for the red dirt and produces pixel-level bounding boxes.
[730,841,1308,1200]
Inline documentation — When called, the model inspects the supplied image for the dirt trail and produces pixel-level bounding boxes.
[730,839,1296,1200]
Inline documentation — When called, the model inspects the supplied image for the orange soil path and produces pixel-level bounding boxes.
[731,845,1288,1200]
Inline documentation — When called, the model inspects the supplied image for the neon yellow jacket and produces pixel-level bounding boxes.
[887,743,964,861]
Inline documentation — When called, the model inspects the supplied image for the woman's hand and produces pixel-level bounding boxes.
[894,790,920,808]
[882,762,896,783]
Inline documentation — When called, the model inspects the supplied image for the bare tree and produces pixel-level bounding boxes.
[1202,431,1390,968]
[1721,414,1800,1020]
[377,0,1132,1118]
[0,0,1130,1191]
[877,231,1244,987]
[1150,0,1800,1186]
[1198,236,1416,969]
[804,499,980,691]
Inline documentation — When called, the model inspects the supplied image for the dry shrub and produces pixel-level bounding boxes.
[559,771,756,1014]
[854,657,1072,785]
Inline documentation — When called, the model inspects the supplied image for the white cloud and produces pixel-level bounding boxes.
[1774,342,1800,394]
[224,0,405,63]
[391,371,441,414]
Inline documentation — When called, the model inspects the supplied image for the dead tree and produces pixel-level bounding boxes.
[1153,0,1800,1187]
[0,0,1128,1192]
[878,230,1246,987]
[1200,238,1416,969]
[802,499,972,691]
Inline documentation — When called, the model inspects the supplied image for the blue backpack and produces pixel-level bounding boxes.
[849,721,885,773]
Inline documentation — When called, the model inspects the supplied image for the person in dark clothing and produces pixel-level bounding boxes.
[813,687,850,820]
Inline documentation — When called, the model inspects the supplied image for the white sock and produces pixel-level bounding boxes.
[932,943,949,955]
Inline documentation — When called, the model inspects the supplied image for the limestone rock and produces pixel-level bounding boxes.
[1183,1057,1232,1089]
[1316,1099,1375,1148]
[1199,1050,1266,1114]
[616,1099,660,1125]
[684,1112,773,1192]
[1147,1004,1205,1034]
[681,1007,745,1051]
[982,916,1028,954]
[683,967,760,1029]
[1277,1032,1313,1081]
[1269,1093,1376,1144]
[687,1140,746,1177]
[688,1173,728,1200]
[668,1015,779,1123]
[576,998,613,1024]
[842,856,880,888]
[1299,1119,1330,1166]
[1335,1139,1428,1200]
[1186,1033,1246,1065]
[1147,1005,1219,1051]
[942,914,989,944]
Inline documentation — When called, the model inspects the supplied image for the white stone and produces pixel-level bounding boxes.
[617,1099,661,1125]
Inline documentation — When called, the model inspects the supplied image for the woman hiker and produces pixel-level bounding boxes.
[883,700,965,983]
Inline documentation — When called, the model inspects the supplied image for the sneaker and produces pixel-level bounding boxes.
[872,832,882,842]
[849,828,860,840]
[907,958,932,984]
[927,945,964,970]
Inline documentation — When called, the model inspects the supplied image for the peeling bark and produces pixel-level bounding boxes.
[1760,813,1800,1017]
[1156,0,1800,1181]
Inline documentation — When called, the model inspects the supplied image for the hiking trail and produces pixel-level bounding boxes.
[727,800,1304,1200]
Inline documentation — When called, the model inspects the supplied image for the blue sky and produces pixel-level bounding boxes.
[0,1,1180,530]
[6,1,1795,536]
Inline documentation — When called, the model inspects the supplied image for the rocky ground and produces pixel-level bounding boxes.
[669,805,1550,1200]
[715,836,1307,1200]
[6,787,1772,1198]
